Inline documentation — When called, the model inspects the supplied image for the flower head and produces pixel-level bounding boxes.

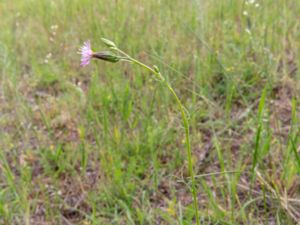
[79,40,93,67]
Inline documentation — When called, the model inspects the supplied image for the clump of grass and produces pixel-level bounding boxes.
[79,38,201,224]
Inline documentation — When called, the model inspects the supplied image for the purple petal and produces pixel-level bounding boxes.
[79,40,93,67]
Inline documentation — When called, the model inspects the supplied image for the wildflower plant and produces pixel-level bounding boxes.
[79,38,200,224]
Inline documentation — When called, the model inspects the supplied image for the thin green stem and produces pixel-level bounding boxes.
[114,47,200,225]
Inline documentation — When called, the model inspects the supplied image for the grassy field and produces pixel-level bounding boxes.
[1,0,300,224]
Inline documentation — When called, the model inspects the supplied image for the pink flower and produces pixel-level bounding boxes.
[79,40,93,67]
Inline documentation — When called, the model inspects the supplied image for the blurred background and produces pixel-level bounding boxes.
[0,0,299,224]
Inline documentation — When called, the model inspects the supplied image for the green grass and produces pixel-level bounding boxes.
[0,0,300,224]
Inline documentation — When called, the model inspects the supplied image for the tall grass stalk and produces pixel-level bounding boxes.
[95,38,200,224]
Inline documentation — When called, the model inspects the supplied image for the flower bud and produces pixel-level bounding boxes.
[153,65,160,73]
[101,38,116,48]
[92,51,120,63]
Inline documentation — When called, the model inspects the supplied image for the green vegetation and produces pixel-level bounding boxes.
[0,0,299,224]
